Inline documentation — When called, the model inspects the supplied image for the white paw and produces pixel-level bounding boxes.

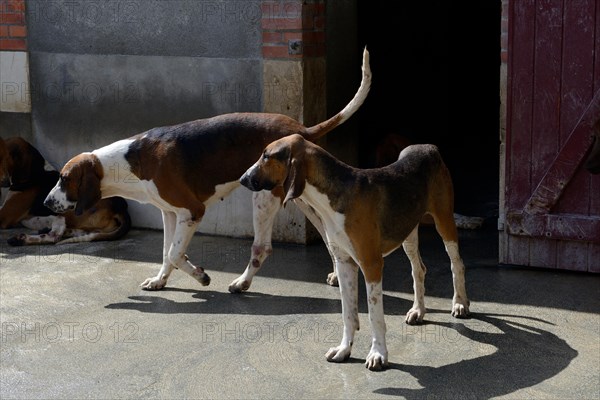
[228,276,251,293]
[192,269,211,286]
[140,276,167,290]
[405,307,426,325]
[365,349,388,371]
[326,272,339,286]
[325,345,351,363]
[451,299,470,318]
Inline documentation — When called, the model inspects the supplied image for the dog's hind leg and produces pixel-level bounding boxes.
[229,190,281,293]
[166,211,211,286]
[402,225,427,325]
[443,237,470,318]
[141,210,210,290]
[429,169,470,318]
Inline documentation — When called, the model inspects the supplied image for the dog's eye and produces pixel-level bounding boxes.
[262,152,269,161]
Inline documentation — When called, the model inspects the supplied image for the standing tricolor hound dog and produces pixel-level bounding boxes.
[0,137,130,245]
[43,48,371,290]
[240,134,470,371]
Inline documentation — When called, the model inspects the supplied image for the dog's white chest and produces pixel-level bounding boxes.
[204,181,240,208]
[302,184,355,257]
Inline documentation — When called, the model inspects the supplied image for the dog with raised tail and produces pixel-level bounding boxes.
[43,48,372,290]
[239,134,470,371]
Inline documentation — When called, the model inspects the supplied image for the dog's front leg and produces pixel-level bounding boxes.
[325,253,359,364]
[364,275,388,371]
[141,211,177,290]
[7,216,66,246]
[229,191,280,293]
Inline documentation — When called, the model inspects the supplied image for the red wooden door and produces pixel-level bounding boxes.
[501,0,600,272]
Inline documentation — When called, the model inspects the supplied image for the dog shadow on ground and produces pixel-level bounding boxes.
[106,290,577,399]
[105,288,344,315]
[373,313,577,399]
[105,287,445,316]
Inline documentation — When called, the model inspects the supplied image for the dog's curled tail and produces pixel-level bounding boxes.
[304,47,371,140]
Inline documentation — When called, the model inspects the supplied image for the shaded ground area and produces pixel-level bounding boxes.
[1,223,598,399]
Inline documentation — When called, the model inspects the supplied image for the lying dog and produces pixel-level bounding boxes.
[240,134,470,370]
[0,137,131,245]
[43,48,372,290]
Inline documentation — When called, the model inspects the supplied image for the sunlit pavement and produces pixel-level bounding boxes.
[1,224,598,399]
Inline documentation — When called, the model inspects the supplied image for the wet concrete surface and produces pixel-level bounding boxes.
[1,222,598,399]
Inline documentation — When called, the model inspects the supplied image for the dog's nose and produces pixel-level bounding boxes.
[43,197,55,210]
[240,173,253,190]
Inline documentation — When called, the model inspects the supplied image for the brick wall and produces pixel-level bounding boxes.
[261,0,325,59]
[0,0,27,51]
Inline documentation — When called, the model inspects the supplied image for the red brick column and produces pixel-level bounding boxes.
[261,0,325,60]
[0,0,27,51]
[260,1,327,244]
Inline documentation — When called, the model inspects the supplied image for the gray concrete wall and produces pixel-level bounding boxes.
[25,0,269,237]
[27,0,263,163]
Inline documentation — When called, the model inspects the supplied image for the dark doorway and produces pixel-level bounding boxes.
[357,1,501,219]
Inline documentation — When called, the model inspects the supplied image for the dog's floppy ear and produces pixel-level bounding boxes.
[75,162,102,216]
[282,154,306,207]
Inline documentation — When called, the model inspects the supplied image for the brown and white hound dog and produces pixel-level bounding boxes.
[43,48,372,290]
[240,134,470,370]
[0,137,131,246]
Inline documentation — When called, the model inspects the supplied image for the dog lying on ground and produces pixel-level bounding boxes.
[0,137,131,245]
[240,134,470,371]
[42,48,372,290]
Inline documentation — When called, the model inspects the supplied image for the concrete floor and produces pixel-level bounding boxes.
[1,222,599,399]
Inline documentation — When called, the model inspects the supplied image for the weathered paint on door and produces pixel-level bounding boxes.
[501,0,600,272]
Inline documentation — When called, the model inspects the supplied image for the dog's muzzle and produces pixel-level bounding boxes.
[43,193,75,214]
[240,172,257,191]
[240,163,261,191]
[240,170,276,192]
[240,163,278,192]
